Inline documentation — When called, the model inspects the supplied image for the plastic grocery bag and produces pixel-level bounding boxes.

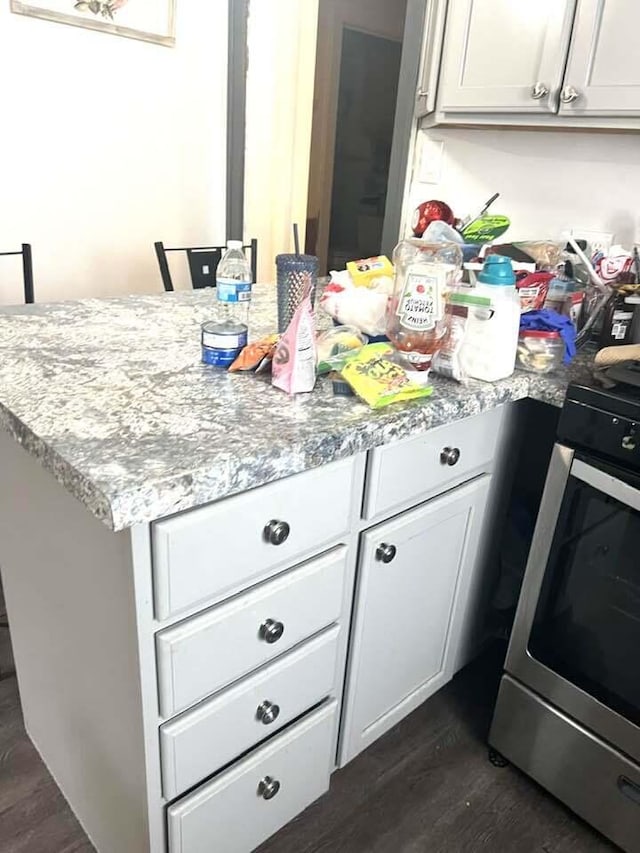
[272,278,317,394]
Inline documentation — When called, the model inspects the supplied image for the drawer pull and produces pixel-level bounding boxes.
[263,519,290,546]
[259,618,285,644]
[440,446,461,467]
[376,543,397,564]
[257,775,281,800]
[256,700,281,725]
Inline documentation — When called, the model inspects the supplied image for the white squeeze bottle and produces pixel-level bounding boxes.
[459,254,520,382]
[216,240,253,327]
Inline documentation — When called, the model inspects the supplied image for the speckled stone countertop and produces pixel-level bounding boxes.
[0,284,596,531]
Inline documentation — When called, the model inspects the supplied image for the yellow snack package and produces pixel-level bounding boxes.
[346,255,394,288]
[340,343,433,409]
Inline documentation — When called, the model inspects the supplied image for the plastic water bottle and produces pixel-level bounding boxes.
[216,240,253,327]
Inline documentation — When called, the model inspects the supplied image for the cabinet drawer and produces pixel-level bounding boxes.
[153,457,355,620]
[160,625,340,799]
[156,547,347,718]
[364,408,502,519]
[167,700,337,853]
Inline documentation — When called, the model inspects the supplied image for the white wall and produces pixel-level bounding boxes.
[407,127,640,247]
[0,3,227,304]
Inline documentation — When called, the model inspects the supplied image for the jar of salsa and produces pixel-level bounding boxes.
[386,238,463,371]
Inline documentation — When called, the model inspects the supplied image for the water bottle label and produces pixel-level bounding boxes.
[217,278,252,303]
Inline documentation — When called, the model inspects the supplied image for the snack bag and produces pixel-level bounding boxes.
[594,245,633,283]
[516,272,553,313]
[340,343,433,409]
[347,256,394,288]
[272,280,316,394]
[229,335,279,373]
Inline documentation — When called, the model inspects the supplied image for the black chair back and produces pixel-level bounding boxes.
[0,244,34,304]
[155,240,258,292]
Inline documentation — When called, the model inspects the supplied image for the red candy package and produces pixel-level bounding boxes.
[516,272,553,313]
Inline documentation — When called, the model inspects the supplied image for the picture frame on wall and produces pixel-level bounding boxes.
[10,0,176,46]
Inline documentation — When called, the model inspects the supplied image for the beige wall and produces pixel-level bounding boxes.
[244,0,319,284]
[0,4,227,304]
[307,0,407,270]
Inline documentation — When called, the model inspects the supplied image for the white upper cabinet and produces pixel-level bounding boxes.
[415,0,448,117]
[560,0,640,117]
[439,0,576,113]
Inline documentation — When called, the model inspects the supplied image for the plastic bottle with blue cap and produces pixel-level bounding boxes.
[459,254,521,382]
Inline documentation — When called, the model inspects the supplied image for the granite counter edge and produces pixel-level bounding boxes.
[0,374,568,533]
[95,375,560,531]
[0,402,116,528]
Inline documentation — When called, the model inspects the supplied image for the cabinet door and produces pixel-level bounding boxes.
[439,0,576,113]
[560,0,640,117]
[415,0,448,117]
[340,475,490,764]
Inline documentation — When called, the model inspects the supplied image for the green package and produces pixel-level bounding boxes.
[340,344,433,409]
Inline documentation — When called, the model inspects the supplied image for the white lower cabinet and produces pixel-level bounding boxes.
[340,475,491,764]
[167,701,337,853]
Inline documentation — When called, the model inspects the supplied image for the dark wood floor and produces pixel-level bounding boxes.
[0,628,616,853]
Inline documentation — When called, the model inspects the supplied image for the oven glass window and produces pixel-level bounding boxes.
[528,471,640,724]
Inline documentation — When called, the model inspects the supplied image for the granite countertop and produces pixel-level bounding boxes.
[0,284,595,531]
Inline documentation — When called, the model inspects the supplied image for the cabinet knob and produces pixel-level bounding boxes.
[376,543,397,564]
[259,618,284,644]
[263,519,290,546]
[530,82,549,99]
[560,85,580,104]
[257,775,281,800]
[256,700,280,725]
[440,446,461,466]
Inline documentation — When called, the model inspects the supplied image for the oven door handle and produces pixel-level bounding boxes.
[572,459,640,513]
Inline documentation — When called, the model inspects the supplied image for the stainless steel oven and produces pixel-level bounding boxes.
[490,382,640,853]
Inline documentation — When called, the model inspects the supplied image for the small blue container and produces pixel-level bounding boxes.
[201,321,247,368]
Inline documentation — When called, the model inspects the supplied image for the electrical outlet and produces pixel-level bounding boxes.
[565,229,614,254]
[417,134,443,184]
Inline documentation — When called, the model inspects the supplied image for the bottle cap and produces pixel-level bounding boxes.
[478,254,515,286]
[227,240,243,250]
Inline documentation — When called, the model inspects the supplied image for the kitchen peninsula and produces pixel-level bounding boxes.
[0,285,592,853]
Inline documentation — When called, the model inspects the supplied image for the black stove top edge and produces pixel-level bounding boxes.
[566,382,640,424]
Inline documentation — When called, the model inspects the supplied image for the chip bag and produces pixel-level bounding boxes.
[229,335,280,373]
[340,343,433,409]
[516,271,552,313]
[272,278,316,394]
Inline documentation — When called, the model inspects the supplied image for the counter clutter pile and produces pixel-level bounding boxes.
[203,221,640,410]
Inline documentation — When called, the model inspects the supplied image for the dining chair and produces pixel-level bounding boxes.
[0,244,34,304]
[154,239,258,292]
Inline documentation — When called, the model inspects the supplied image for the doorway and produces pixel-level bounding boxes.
[327,28,403,271]
[305,0,408,274]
